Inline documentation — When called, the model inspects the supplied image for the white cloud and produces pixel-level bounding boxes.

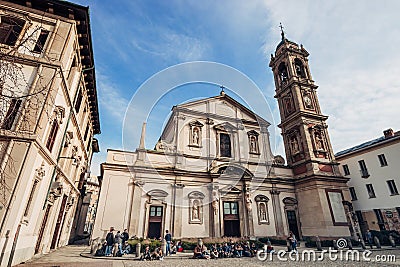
[262,0,400,153]
[130,30,210,62]
[96,72,129,123]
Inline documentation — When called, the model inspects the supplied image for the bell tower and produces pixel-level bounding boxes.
[270,28,352,238]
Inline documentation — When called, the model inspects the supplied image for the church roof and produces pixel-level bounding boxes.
[174,91,271,126]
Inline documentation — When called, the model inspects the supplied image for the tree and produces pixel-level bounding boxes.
[0,15,63,212]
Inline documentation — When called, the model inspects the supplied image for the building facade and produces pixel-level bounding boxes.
[336,129,400,236]
[71,175,102,239]
[0,0,100,265]
[93,34,353,242]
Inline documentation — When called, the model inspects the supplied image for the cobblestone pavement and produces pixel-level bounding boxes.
[16,245,400,267]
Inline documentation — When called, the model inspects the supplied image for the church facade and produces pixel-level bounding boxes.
[93,35,354,241]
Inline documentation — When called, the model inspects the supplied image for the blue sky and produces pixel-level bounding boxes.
[72,0,400,175]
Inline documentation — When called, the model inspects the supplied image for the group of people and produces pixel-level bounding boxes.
[96,227,132,257]
[193,239,272,259]
[139,230,184,261]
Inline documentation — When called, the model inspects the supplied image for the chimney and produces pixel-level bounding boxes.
[383,128,394,138]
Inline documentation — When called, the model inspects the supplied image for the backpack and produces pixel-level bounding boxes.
[95,249,105,257]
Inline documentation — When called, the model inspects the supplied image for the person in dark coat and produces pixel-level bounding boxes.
[164,230,172,256]
[105,227,115,256]
[122,229,129,243]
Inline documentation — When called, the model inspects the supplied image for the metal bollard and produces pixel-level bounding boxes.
[162,239,167,255]
[389,235,396,248]
[316,236,322,251]
[373,236,381,249]
[347,238,353,250]
[359,238,366,249]
[136,243,141,257]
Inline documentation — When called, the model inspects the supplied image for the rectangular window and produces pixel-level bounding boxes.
[223,202,238,215]
[366,183,376,198]
[32,29,49,53]
[355,211,364,225]
[223,202,230,215]
[378,154,388,167]
[358,160,369,178]
[150,207,155,217]
[387,180,399,195]
[46,120,59,152]
[220,133,231,157]
[0,16,25,46]
[1,98,22,130]
[24,180,39,217]
[74,89,83,113]
[373,209,386,230]
[149,206,162,217]
[342,164,350,175]
[349,187,358,201]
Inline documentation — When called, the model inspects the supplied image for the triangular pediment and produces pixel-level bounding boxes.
[189,120,204,127]
[175,93,270,127]
[213,122,237,132]
[220,185,242,194]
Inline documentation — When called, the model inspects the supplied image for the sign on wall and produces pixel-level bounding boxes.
[326,190,348,225]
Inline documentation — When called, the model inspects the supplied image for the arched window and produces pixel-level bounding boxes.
[278,62,288,84]
[294,58,306,78]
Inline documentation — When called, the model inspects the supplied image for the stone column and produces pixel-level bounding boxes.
[209,183,220,237]
[172,183,184,238]
[271,189,284,237]
[128,181,144,237]
[244,188,255,237]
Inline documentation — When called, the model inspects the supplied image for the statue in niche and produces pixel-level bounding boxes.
[245,193,252,211]
[284,97,294,113]
[294,59,306,78]
[290,136,299,153]
[303,93,313,108]
[315,132,324,150]
[250,136,257,153]
[192,127,200,145]
[279,68,288,83]
[192,200,200,220]
[259,202,267,221]
[212,189,219,215]
[295,64,302,75]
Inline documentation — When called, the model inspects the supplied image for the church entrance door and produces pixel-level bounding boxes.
[286,210,300,239]
[147,206,163,239]
[223,201,240,237]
